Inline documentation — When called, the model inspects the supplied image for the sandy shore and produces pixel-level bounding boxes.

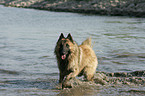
[0,0,145,17]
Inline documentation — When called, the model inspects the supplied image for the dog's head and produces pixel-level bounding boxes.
[56,33,74,60]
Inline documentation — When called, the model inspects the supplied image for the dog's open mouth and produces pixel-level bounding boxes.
[61,55,66,60]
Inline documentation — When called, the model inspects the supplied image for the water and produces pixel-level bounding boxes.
[0,5,145,95]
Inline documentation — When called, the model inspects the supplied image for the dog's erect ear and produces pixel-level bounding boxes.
[67,33,73,43]
[58,33,64,41]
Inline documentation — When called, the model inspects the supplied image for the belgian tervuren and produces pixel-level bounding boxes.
[54,33,98,88]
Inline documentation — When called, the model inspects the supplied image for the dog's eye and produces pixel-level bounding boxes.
[66,44,69,48]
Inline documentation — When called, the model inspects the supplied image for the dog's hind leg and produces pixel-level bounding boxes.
[83,67,95,81]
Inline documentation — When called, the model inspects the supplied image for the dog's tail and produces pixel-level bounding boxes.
[81,37,92,47]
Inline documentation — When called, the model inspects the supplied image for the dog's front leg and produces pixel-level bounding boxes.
[59,73,65,83]
[62,69,79,89]
[66,70,78,80]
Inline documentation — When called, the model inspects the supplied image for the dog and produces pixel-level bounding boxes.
[54,33,98,88]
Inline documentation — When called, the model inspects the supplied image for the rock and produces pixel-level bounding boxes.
[94,77,108,85]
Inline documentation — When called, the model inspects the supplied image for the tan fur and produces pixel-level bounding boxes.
[81,37,92,47]
[54,33,98,88]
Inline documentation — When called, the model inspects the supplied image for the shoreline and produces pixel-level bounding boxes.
[0,0,145,17]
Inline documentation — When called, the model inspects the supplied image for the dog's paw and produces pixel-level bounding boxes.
[62,79,73,89]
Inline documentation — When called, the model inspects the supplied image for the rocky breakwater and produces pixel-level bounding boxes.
[0,0,145,17]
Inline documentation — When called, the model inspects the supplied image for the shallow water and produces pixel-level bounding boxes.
[0,5,145,95]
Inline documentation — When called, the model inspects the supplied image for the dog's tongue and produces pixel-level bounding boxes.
[61,55,66,60]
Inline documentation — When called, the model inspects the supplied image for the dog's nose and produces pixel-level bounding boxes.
[63,51,66,54]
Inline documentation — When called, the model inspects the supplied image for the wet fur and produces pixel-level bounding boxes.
[54,33,98,88]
